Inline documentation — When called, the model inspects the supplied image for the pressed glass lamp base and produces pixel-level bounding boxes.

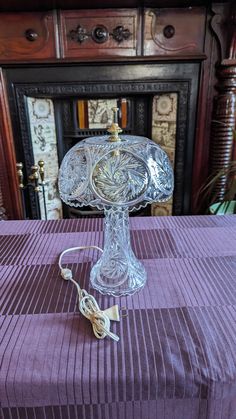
[90,207,147,297]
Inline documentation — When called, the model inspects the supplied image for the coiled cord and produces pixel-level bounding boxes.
[59,246,120,342]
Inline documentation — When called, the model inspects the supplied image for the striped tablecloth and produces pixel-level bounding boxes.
[1,215,236,419]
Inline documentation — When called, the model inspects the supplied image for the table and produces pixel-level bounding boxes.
[1,215,236,419]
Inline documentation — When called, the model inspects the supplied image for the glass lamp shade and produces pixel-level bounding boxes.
[58,134,174,296]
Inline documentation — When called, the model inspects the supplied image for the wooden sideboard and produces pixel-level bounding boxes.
[0,8,207,62]
[0,1,235,219]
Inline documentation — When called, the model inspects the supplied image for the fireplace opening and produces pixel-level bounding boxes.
[27,93,177,219]
[5,62,199,219]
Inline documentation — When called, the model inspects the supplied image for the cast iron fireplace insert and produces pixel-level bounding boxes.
[5,61,200,218]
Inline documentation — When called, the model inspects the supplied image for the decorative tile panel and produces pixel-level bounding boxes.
[77,98,129,130]
[152,122,176,149]
[88,99,118,129]
[153,93,177,122]
[27,98,63,220]
[151,93,177,216]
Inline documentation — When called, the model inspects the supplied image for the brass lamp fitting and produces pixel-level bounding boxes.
[16,162,24,189]
[107,107,122,142]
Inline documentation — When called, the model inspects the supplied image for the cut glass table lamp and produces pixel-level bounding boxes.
[59,108,174,297]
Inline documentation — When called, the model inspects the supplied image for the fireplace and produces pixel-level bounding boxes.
[5,61,200,219]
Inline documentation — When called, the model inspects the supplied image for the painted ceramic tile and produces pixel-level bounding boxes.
[151,93,177,216]
[27,98,63,220]
[152,93,177,122]
[88,99,118,128]
[31,98,53,121]
[152,122,176,148]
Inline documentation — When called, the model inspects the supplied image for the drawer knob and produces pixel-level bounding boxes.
[92,25,109,44]
[25,28,39,42]
[163,25,175,39]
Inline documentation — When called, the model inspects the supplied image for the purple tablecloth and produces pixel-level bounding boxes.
[1,215,236,419]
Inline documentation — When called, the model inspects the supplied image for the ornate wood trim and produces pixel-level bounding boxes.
[208,2,236,202]
[227,2,236,61]
[149,10,196,52]
[0,69,23,219]
[68,23,131,44]
[192,2,236,213]
[210,64,236,200]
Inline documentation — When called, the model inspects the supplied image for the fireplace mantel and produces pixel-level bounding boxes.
[0,2,234,219]
[5,62,199,218]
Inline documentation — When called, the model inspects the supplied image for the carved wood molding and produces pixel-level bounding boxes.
[0,69,23,219]
[149,10,196,52]
[226,2,236,61]
[210,2,236,63]
[68,23,131,44]
[210,5,228,63]
[208,2,236,202]
[210,64,236,201]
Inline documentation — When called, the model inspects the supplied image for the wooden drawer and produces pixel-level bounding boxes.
[59,9,139,58]
[143,8,205,56]
[0,12,58,62]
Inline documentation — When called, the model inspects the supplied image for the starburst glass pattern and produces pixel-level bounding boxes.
[58,134,174,211]
[147,146,174,202]
[59,147,89,202]
[90,207,147,296]
[92,150,150,204]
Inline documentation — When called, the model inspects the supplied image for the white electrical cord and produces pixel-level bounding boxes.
[59,246,120,342]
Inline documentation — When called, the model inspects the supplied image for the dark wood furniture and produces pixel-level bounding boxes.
[0,1,235,219]
[0,12,58,61]
[0,69,22,219]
